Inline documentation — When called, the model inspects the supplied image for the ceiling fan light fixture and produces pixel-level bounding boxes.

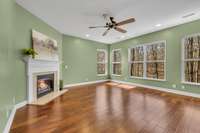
[89,16,135,36]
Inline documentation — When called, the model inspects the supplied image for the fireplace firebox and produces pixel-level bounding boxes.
[37,73,54,98]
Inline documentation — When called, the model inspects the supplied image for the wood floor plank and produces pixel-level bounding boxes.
[10,82,200,133]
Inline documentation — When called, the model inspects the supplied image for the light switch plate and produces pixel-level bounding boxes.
[181,85,185,89]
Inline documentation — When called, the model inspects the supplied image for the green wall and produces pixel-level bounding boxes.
[0,0,15,131]
[62,35,109,85]
[0,0,63,132]
[110,19,200,94]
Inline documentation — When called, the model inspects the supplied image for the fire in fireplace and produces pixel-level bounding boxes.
[37,73,54,98]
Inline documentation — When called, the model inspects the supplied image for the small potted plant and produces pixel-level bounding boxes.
[22,48,38,59]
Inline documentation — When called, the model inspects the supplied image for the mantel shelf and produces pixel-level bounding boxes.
[23,56,59,63]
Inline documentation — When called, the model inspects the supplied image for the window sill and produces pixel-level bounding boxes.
[145,78,166,82]
[97,74,107,77]
[129,76,144,80]
[112,74,121,77]
[130,76,166,82]
[182,81,200,86]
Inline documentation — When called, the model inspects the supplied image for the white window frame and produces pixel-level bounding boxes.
[128,40,167,81]
[111,49,122,76]
[97,49,108,76]
[181,33,200,86]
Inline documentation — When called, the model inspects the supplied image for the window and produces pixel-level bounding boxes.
[112,49,122,76]
[182,34,200,85]
[129,46,144,77]
[146,42,165,80]
[129,41,166,81]
[97,49,107,75]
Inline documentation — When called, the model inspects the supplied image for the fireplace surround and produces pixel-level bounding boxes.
[23,57,60,104]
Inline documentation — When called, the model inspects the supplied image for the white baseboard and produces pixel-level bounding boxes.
[3,101,27,133]
[112,80,200,99]
[64,79,109,88]
[15,101,27,110]
[3,107,16,133]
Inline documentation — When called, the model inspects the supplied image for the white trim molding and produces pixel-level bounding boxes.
[15,101,27,109]
[111,80,200,99]
[64,80,109,88]
[3,101,27,133]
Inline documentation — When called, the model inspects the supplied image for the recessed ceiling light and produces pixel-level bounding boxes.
[182,13,195,18]
[86,34,90,37]
[155,24,162,27]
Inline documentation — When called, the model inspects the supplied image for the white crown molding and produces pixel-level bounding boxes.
[3,101,27,133]
[111,80,200,98]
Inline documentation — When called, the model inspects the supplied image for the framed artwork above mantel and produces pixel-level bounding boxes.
[32,30,59,61]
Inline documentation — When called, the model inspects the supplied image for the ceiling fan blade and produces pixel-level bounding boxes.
[114,27,127,33]
[102,28,110,36]
[116,18,135,26]
[89,26,107,29]
[110,17,116,24]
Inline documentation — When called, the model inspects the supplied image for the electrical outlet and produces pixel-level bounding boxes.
[181,85,185,89]
[124,78,127,81]
[85,78,89,81]
[172,84,176,88]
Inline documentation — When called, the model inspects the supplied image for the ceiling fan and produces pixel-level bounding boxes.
[89,16,135,36]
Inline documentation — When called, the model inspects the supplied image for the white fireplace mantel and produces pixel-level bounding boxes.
[23,57,60,103]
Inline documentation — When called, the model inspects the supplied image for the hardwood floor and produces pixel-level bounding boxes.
[11,82,200,133]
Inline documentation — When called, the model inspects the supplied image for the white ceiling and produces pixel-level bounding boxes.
[16,0,200,44]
